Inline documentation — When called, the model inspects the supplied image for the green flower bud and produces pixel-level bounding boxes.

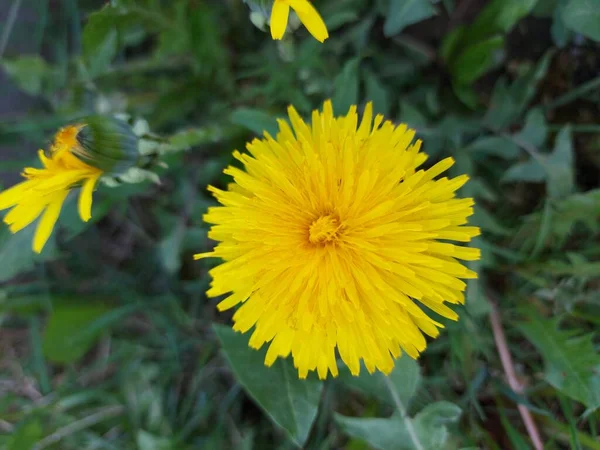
[73,115,139,174]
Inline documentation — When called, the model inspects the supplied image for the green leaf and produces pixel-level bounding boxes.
[545,125,574,199]
[466,136,520,160]
[518,317,600,409]
[414,402,463,449]
[1,55,50,96]
[552,0,573,47]
[6,419,43,450]
[43,301,118,363]
[231,108,279,137]
[451,36,505,85]
[503,159,546,182]
[159,221,186,275]
[83,7,119,76]
[364,70,390,116]
[563,0,600,41]
[502,127,573,198]
[340,356,421,407]
[384,0,437,37]
[336,414,413,450]
[400,101,428,131]
[214,325,323,447]
[332,58,360,115]
[515,107,547,147]
[336,401,462,450]
[484,51,554,129]
[467,0,539,42]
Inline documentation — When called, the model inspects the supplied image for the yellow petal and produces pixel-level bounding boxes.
[5,201,46,233]
[78,173,100,222]
[287,0,329,43]
[0,181,31,209]
[33,190,68,253]
[270,1,290,40]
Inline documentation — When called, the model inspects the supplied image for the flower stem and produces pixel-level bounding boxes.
[384,376,425,450]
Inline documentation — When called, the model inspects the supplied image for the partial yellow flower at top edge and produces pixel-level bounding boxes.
[0,116,138,254]
[196,101,481,380]
[270,0,328,43]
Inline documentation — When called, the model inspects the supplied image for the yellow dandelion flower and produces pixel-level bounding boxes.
[0,117,138,253]
[270,0,328,43]
[196,101,480,379]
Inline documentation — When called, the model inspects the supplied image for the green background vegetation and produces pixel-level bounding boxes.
[1,0,599,448]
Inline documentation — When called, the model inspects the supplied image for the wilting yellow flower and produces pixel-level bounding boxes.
[197,101,480,379]
[270,0,328,43]
[0,117,138,254]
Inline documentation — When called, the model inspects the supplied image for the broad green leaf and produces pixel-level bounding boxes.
[552,0,573,47]
[504,127,573,197]
[451,36,505,85]
[414,402,463,449]
[519,317,600,409]
[515,107,547,147]
[563,0,600,41]
[452,82,479,109]
[43,301,120,363]
[6,419,43,450]
[503,159,546,183]
[384,0,437,37]
[332,58,360,115]
[467,0,539,42]
[509,50,554,116]
[545,126,574,199]
[466,136,520,160]
[1,55,50,96]
[336,414,412,450]
[230,108,279,137]
[484,51,553,129]
[440,26,466,62]
[484,78,519,130]
[340,356,421,407]
[364,70,390,116]
[550,189,600,237]
[214,325,323,447]
[159,221,186,275]
[400,101,428,130]
[336,401,462,450]
[83,7,119,76]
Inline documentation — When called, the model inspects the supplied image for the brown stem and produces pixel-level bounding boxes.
[488,300,545,450]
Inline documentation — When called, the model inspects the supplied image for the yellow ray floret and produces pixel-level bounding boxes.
[270,0,328,43]
[196,100,480,379]
[0,126,103,253]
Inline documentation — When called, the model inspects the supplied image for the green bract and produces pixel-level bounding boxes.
[74,116,139,174]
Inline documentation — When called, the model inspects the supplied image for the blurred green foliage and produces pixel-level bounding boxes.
[1,0,600,449]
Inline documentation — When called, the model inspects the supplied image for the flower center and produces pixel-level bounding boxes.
[309,214,342,244]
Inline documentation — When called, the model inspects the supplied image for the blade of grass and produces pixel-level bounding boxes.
[558,393,582,450]
[0,0,23,58]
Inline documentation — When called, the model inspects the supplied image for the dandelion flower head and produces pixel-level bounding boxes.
[197,101,480,379]
[270,0,328,43]
[0,125,103,253]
